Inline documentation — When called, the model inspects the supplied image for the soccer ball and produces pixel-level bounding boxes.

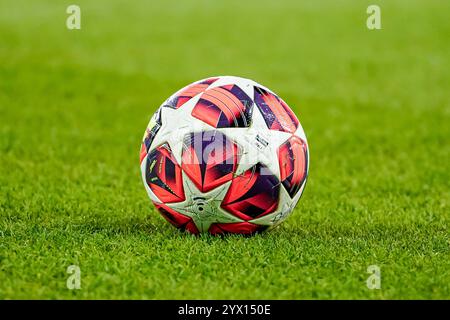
[139,76,309,235]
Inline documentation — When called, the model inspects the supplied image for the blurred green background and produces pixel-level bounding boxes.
[0,0,448,299]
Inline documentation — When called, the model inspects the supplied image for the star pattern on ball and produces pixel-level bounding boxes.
[166,172,243,232]
[217,104,292,179]
[148,93,216,165]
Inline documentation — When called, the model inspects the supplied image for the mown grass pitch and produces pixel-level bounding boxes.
[0,0,448,299]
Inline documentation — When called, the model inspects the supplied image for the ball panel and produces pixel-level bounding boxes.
[145,144,185,203]
[254,86,299,133]
[191,84,253,128]
[181,131,239,193]
[143,107,162,153]
[278,136,308,198]
[221,163,280,220]
[164,77,219,110]
[198,77,220,85]
[208,222,268,235]
[139,143,147,164]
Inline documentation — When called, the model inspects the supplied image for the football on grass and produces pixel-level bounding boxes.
[139,76,309,235]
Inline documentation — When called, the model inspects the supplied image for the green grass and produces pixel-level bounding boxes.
[0,0,449,299]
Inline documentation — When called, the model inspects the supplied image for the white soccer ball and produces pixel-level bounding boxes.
[139,76,309,235]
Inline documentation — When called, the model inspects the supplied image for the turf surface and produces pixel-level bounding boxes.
[0,0,449,299]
